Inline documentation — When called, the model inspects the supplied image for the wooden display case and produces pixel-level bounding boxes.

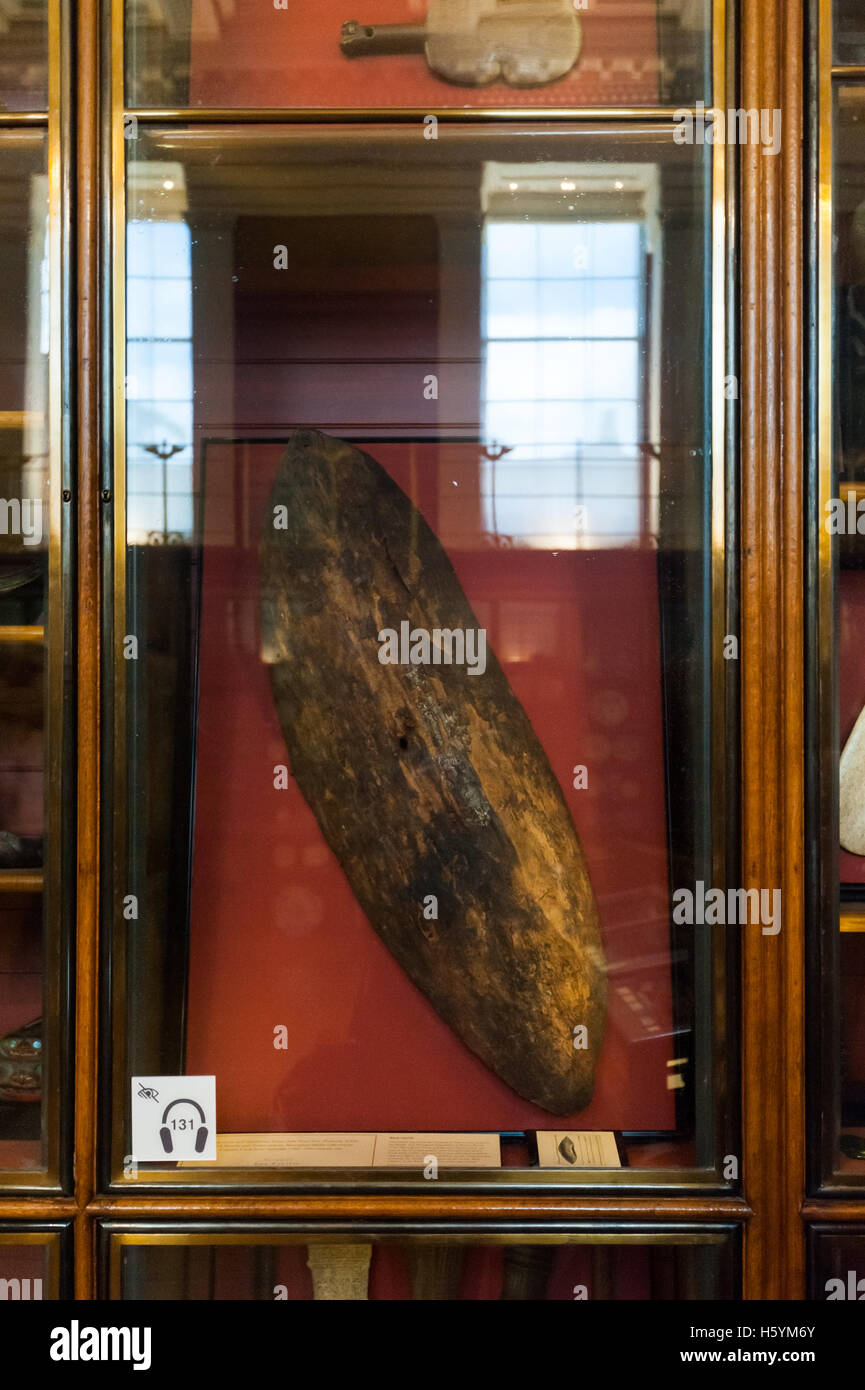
[0,0,825,1303]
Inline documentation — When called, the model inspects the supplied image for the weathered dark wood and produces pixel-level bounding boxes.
[260,429,606,1114]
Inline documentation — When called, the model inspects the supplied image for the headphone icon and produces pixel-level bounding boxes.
[159,1098,209,1154]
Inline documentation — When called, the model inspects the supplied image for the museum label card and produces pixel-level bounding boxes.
[536,1130,622,1168]
[371,1132,501,1168]
[178,1132,376,1168]
[180,1131,502,1168]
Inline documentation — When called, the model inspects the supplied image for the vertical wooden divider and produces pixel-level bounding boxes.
[740,0,806,1299]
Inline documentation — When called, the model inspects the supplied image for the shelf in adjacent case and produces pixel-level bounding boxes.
[0,412,45,430]
[0,870,43,895]
[841,906,865,933]
[0,626,44,645]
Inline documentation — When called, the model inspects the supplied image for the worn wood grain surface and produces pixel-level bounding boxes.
[260,430,606,1114]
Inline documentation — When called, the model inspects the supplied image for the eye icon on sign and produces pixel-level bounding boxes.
[137,1084,159,1103]
[159,1098,209,1154]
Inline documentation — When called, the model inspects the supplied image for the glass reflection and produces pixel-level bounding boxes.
[0,1,48,113]
[836,0,865,67]
[0,136,49,577]
[115,1235,736,1301]
[483,210,647,548]
[118,128,717,1176]
[127,212,194,544]
[0,133,48,1173]
[0,1237,50,1299]
[835,90,865,1180]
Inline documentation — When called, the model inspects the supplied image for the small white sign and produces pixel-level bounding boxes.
[131,1076,217,1163]
[536,1130,622,1168]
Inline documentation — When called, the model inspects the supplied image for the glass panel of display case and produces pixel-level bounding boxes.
[0,1226,67,1300]
[110,122,732,1188]
[100,1225,739,1300]
[827,86,865,1182]
[125,0,714,112]
[835,0,865,67]
[0,130,53,1181]
[808,1226,865,1301]
[0,896,43,1165]
[0,2,48,113]
[0,133,49,613]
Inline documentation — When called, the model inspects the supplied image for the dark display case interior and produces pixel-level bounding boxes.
[0,897,42,1160]
[0,1230,54,1299]
[0,130,48,1177]
[831,88,865,1170]
[104,1227,739,1300]
[808,1226,865,1300]
[109,122,731,1185]
[0,1,48,114]
[836,0,865,68]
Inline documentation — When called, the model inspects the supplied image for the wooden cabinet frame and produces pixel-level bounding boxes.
[0,0,816,1299]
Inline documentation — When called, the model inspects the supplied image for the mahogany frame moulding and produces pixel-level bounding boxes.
[9,0,803,1300]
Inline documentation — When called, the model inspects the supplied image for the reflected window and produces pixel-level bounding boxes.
[22,174,49,507]
[126,166,193,544]
[482,167,655,550]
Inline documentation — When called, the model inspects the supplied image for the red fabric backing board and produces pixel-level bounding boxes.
[0,1245,44,1285]
[188,0,661,109]
[184,439,676,1133]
